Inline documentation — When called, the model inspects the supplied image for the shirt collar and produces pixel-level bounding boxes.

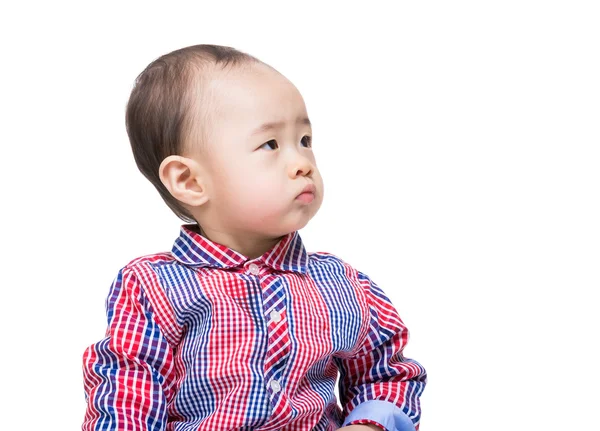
[171,224,309,274]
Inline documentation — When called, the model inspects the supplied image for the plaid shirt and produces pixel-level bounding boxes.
[82,224,426,431]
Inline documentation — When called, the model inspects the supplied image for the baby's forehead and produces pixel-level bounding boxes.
[187,64,246,111]
[205,63,281,96]
[187,61,307,141]
[203,64,304,113]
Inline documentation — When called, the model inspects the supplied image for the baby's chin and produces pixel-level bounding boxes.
[247,216,314,239]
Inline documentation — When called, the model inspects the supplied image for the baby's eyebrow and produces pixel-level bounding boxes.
[251,116,311,136]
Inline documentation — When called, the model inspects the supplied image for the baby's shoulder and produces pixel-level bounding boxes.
[308,250,344,264]
[120,250,178,274]
[308,250,377,287]
[308,250,359,275]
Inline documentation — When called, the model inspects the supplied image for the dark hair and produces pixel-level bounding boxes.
[125,44,260,223]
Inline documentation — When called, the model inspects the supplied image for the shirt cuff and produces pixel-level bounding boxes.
[342,399,416,431]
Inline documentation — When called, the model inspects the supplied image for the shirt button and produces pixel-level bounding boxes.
[249,264,259,275]
[270,309,282,323]
[270,379,281,393]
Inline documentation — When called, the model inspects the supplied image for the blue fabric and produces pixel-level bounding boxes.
[342,399,417,431]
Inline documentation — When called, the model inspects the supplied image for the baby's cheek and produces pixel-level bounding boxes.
[228,180,275,211]
[248,191,285,214]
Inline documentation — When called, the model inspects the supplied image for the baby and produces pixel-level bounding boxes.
[82,44,427,431]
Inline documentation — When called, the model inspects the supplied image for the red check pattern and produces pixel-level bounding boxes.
[82,224,426,430]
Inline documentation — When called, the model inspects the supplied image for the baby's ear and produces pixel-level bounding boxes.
[158,155,209,207]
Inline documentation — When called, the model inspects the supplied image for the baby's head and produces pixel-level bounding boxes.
[126,44,324,243]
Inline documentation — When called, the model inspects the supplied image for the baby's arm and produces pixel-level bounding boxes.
[82,267,176,431]
[335,270,427,431]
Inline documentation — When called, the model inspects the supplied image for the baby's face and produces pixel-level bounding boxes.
[193,63,324,238]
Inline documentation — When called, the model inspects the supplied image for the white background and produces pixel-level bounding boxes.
[1,1,598,429]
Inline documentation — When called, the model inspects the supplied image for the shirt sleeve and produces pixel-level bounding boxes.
[335,270,427,431]
[82,267,176,431]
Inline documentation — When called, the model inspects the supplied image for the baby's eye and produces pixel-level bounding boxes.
[301,135,312,148]
[259,140,279,151]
